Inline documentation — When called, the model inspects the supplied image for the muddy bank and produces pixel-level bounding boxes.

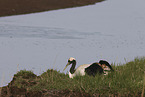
[0,71,90,97]
[0,0,105,17]
[1,86,91,97]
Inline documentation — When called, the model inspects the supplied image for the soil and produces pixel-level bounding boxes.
[0,0,105,17]
[0,72,91,97]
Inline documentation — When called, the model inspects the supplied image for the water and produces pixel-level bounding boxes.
[0,0,145,87]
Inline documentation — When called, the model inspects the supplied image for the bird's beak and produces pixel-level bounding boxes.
[63,62,70,71]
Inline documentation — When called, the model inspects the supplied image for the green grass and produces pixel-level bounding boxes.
[12,57,145,96]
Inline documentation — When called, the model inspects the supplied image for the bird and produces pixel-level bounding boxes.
[63,57,114,78]
[99,60,114,75]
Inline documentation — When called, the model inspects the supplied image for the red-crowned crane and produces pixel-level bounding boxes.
[63,57,114,78]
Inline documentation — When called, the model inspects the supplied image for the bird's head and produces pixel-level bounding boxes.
[63,57,76,71]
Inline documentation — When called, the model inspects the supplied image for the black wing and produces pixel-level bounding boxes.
[99,60,114,71]
[85,63,103,77]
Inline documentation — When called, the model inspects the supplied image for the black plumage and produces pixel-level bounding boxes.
[85,62,103,76]
[99,60,114,71]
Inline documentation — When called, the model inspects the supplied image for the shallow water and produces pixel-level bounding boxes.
[0,0,145,87]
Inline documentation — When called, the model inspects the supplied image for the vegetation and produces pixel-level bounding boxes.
[2,57,145,96]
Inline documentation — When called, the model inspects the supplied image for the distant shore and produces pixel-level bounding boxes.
[0,0,105,17]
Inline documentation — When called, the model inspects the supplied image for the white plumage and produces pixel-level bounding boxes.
[63,57,108,78]
[68,63,91,78]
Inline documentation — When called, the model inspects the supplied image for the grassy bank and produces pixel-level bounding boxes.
[1,57,145,96]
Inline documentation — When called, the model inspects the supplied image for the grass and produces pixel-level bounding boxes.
[10,57,145,96]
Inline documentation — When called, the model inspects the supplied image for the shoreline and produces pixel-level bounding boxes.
[0,0,105,17]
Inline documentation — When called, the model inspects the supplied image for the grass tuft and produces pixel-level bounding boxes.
[14,70,37,79]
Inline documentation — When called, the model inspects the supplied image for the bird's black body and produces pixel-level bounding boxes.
[85,63,104,77]
[85,60,114,77]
